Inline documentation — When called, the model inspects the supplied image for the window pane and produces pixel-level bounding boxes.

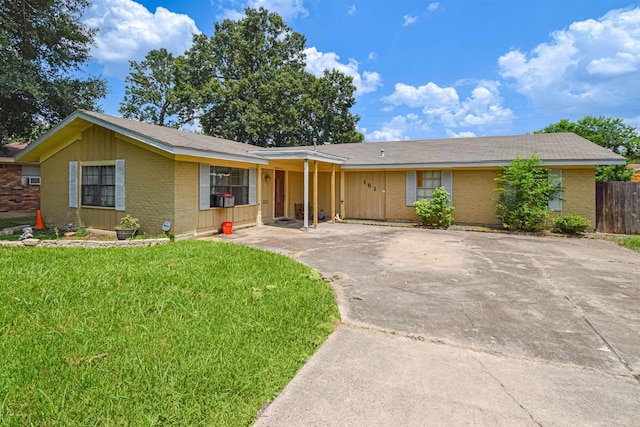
[81,165,115,208]
[210,166,250,205]
[101,167,114,185]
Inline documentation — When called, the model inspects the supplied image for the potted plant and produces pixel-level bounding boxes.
[115,214,140,240]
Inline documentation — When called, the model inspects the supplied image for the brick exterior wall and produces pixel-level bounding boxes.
[561,168,596,225]
[0,164,40,212]
[452,169,500,225]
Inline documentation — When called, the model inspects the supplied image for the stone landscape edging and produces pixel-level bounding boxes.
[0,238,171,248]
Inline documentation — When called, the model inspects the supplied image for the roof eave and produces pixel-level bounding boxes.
[14,111,87,162]
[340,158,627,169]
[15,110,266,164]
[251,149,347,164]
[174,147,268,164]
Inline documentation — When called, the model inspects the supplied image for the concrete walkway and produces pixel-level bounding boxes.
[212,222,640,426]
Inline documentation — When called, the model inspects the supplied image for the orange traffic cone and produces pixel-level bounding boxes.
[35,209,45,230]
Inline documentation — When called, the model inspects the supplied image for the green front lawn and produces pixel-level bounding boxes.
[0,241,339,426]
[619,236,640,252]
[0,215,36,230]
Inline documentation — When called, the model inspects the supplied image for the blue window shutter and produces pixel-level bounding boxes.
[406,171,417,206]
[115,159,125,211]
[69,161,78,208]
[249,168,257,205]
[199,163,210,210]
[442,170,453,206]
[548,169,562,211]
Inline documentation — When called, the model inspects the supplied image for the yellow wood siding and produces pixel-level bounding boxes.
[344,171,386,219]
[385,171,417,221]
[261,168,274,222]
[40,125,175,235]
[288,171,304,216]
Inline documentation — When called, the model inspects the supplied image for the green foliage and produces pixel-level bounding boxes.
[496,154,560,232]
[117,214,140,230]
[181,8,363,146]
[538,116,640,181]
[119,49,185,128]
[0,0,107,145]
[0,241,338,425]
[554,214,591,235]
[0,215,36,230]
[414,187,455,227]
[619,237,640,252]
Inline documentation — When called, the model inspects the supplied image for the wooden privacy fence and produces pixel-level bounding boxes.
[596,182,640,234]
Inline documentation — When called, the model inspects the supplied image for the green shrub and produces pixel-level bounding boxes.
[554,214,591,235]
[116,214,140,230]
[496,154,561,232]
[414,187,454,228]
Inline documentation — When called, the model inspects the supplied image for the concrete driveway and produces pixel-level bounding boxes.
[214,222,640,426]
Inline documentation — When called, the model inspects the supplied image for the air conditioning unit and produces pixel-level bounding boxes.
[28,176,41,185]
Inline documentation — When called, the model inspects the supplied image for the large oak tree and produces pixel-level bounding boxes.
[119,48,186,128]
[120,8,363,147]
[0,0,107,145]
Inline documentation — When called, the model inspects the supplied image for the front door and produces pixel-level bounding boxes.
[275,170,285,217]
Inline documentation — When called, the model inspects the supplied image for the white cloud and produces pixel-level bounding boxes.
[445,129,477,138]
[304,47,383,95]
[365,114,429,142]
[384,82,459,110]
[383,80,514,130]
[428,3,440,12]
[403,14,418,26]
[84,0,198,77]
[498,7,640,116]
[368,51,378,61]
[348,5,356,16]
[220,0,308,21]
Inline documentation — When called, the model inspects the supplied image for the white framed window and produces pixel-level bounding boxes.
[416,171,442,201]
[199,164,256,210]
[211,166,249,206]
[406,170,453,206]
[82,165,115,207]
[548,169,563,211]
[70,160,125,210]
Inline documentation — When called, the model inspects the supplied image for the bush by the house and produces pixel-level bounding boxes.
[496,154,560,232]
[414,187,454,228]
[554,214,591,235]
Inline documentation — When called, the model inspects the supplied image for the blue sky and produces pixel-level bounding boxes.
[83,0,640,141]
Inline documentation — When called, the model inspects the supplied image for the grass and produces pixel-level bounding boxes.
[619,236,640,252]
[0,215,36,230]
[0,241,339,426]
[0,229,58,241]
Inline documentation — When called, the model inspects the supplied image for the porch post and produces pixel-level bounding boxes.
[303,159,309,230]
[331,164,336,223]
[313,161,318,228]
[256,165,263,227]
[340,170,346,219]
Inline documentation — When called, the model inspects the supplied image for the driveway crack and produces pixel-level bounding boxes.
[529,256,635,378]
[468,353,543,427]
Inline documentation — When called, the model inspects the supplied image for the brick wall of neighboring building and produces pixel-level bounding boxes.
[0,164,40,212]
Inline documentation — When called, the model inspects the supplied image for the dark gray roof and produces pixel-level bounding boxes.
[16,111,627,167]
[79,111,266,162]
[283,133,626,168]
[17,110,267,163]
